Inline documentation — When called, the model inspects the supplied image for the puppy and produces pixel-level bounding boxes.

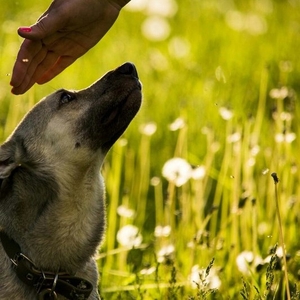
[0,62,142,299]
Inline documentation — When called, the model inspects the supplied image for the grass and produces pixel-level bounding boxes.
[1,0,300,299]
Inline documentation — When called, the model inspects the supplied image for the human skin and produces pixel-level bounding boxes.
[10,0,130,95]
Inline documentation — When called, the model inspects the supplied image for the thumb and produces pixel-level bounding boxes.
[17,13,65,40]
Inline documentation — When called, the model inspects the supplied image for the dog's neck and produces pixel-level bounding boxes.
[0,230,95,299]
[0,161,106,274]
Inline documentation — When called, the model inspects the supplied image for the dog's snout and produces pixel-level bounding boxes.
[117,62,138,78]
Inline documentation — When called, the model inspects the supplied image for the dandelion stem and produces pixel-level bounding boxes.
[252,66,268,145]
[271,173,291,300]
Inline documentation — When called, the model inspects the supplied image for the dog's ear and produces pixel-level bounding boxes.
[0,141,19,179]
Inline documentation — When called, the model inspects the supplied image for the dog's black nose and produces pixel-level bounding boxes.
[117,62,139,78]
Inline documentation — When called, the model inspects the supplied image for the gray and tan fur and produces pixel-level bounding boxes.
[0,63,142,299]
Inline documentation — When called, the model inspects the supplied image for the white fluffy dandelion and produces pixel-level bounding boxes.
[117,205,135,218]
[140,266,156,275]
[191,165,206,180]
[117,225,143,248]
[236,251,263,275]
[146,0,178,17]
[139,122,157,136]
[154,225,171,237]
[269,86,289,99]
[142,16,171,41]
[227,132,241,143]
[275,132,296,143]
[157,244,175,263]
[219,107,233,120]
[169,117,186,131]
[162,158,192,187]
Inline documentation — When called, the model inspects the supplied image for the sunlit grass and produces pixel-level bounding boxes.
[1,0,300,299]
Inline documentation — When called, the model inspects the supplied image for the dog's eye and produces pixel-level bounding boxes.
[60,92,75,105]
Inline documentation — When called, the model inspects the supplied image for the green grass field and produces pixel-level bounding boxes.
[1,0,300,299]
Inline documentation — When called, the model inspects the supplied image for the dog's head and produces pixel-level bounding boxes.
[0,62,142,181]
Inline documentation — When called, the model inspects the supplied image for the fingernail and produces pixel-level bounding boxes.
[19,27,32,33]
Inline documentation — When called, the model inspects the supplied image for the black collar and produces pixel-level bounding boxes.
[0,231,93,300]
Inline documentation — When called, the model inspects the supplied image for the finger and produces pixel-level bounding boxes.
[37,55,76,84]
[10,39,43,88]
[32,51,63,83]
[17,8,67,40]
[11,46,48,95]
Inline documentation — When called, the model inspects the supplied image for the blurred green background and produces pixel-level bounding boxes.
[1,0,300,299]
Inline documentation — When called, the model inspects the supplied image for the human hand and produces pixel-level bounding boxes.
[10,0,130,95]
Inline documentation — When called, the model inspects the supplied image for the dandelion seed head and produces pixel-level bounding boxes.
[118,138,128,147]
[117,225,142,248]
[264,246,285,264]
[162,158,192,187]
[275,132,296,143]
[157,244,175,263]
[145,0,178,17]
[117,205,135,218]
[236,251,263,275]
[236,251,253,274]
[191,165,206,180]
[286,132,296,143]
[250,145,260,156]
[169,117,186,131]
[142,16,171,41]
[245,13,267,35]
[140,266,156,275]
[154,225,171,237]
[150,176,161,186]
[280,111,292,121]
[246,157,256,167]
[227,132,241,143]
[139,122,157,136]
[269,86,289,99]
[275,246,284,258]
[219,107,233,120]
[275,133,284,143]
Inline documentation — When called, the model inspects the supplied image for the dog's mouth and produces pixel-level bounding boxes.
[76,63,142,152]
[101,87,141,125]
[96,63,142,152]
[101,88,142,151]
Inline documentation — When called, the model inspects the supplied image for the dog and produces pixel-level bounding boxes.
[0,62,142,299]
